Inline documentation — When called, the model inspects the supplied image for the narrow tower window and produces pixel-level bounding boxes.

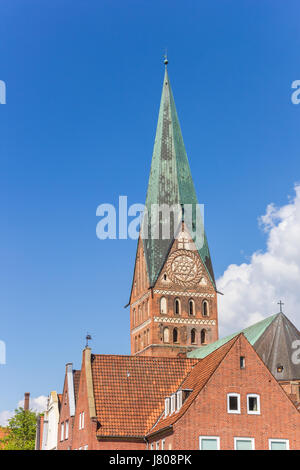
[173,328,178,343]
[201,329,207,345]
[163,327,170,343]
[191,328,196,344]
[160,297,167,314]
[189,299,195,316]
[202,300,209,317]
[174,298,181,315]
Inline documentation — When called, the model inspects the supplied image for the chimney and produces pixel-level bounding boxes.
[24,392,30,411]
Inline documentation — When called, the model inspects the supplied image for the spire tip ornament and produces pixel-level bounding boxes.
[163,49,168,66]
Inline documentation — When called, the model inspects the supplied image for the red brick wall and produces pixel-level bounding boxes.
[158,335,300,450]
[130,231,219,358]
[57,370,75,450]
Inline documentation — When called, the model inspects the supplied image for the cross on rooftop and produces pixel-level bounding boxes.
[277,300,284,313]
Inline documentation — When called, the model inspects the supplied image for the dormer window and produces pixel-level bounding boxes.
[176,390,183,411]
[170,394,176,414]
[164,397,170,417]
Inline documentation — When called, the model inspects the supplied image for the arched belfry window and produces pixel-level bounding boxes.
[189,299,195,316]
[202,300,209,317]
[174,298,181,315]
[201,329,207,345]
[191,328,196,344]
[173,328,178,343]
[160,297,167,314]
[163,327,170,343]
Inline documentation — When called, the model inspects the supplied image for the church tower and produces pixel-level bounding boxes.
[129,59,219,357]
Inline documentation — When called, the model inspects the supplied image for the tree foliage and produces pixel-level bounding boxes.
[1,407,38,450]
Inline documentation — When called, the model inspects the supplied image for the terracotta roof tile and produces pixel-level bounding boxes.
[91,354,198,438]
[148,335,239,435]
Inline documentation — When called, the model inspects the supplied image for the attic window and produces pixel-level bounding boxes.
[170,393,176,414]
[182,389,192,403]
[277,365,284,373]
[176,390,183,411]
[240,356,245,369]
[164,397,170,417]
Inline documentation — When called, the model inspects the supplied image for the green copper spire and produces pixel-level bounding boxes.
[142,63,216,288]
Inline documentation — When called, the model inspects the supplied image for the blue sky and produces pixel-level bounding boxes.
[1,1,300,416]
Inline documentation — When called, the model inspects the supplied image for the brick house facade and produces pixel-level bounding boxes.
[61,334,300,450]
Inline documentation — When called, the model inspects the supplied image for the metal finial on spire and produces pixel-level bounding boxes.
[85,333,92,348]
[278,300,284,313]
[164,49,168,66]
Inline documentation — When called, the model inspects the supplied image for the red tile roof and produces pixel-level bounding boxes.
[0,427,9,449]
[148,335,239,435]
[91,354,198,438]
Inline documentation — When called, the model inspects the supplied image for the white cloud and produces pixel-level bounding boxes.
[217,185,300,337]
[0,395,48,427]
[0,410,14,427]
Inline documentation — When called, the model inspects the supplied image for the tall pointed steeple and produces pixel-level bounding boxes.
[129,60,219,358]
[143,61,215,288]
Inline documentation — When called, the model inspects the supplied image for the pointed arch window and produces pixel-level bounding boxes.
[174,298,181,315]
[160,297,167,315]
[202,300,209,317]
[201,329,207,345]
[163,327,170,343]
[189,299,195,316]
[173,328,178,343]
[191,328,196,344]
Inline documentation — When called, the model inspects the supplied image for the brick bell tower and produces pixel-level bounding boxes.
[129,58,219,357]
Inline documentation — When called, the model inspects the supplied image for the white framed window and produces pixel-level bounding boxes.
[199,436,220,450]
[164,397,170,417]
[156,441,159,450]
[170,393,176,414]
[227,393,241,414]
[176,390,183,411]
[234,437,255,450]
[79,411,85,430]
[161,439,165,450]
[84,445,88,450]
[247,394,260,415]
[150,443,154,450]
[60,422,64,441]
[65,420,69,439]
[268,439,289,450]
